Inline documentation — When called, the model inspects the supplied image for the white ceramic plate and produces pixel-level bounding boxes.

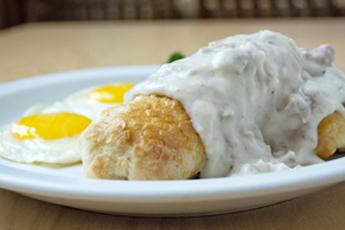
[0,66,345,217]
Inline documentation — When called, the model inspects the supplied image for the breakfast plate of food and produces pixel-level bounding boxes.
[0,30,345,216]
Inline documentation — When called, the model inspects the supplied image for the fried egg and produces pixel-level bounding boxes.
[62,83,135,119]
[0,83,134,165]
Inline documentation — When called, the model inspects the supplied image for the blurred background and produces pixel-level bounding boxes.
[1,0,345,29]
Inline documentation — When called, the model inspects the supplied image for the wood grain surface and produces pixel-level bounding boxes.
[0,19,345,229]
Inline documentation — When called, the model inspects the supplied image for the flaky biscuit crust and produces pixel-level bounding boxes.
[80,95,206,180]
[316,112,345,159]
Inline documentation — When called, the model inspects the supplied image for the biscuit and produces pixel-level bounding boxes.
[316,112,345,159]
[80,95,206,180]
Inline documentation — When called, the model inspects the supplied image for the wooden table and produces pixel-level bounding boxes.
[0,19,345,229]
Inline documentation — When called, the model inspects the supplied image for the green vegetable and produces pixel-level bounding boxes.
[167,52,185,63]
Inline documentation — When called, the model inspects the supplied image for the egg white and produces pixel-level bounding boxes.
[0,125,81,165]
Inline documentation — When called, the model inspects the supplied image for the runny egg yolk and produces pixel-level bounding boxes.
[89,83,135,103]
[12,112,91,140]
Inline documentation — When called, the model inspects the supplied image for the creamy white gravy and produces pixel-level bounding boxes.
[126,30,345,178]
